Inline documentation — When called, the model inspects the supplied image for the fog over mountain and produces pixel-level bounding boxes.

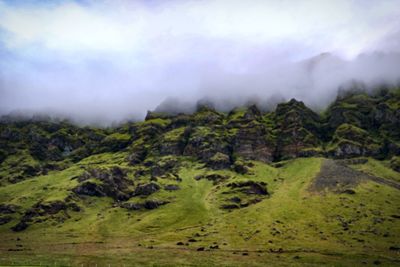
[0,0,400,125]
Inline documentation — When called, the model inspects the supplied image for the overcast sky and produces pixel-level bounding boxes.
[0,0,400,124]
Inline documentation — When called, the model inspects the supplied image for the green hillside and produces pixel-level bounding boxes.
[0,89,399,266]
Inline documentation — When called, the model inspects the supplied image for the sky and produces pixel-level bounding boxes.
[0,0,400,124]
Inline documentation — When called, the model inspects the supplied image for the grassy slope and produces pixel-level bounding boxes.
[0,157,399,266]
[350,158,400,183]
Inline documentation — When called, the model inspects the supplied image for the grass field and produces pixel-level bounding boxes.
[0,156,399,266]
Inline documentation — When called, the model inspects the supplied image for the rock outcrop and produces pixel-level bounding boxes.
[73,167,133,201]
[11,200,81,232]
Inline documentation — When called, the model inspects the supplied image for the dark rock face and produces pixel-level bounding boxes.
[0,204,19,214]
[183,126,230,162]
[133,183,160,196]
[328,124,381,158]
[73,181,106,197]
[100,134,131,153]
[149,159,179,177]
[206,152,231,170]
[23,201,80,219]
[158,141,184,156]
[227,181,269,195]
[331,142,364,158]
[221,196,262,210]
[11,200,81,232]
[195,174,228,185]
[232,122,274,162]
[390,157,400,172]
[121,200,169,210]
[156,127,191,156]
[143,200,168,209]
[220,181,269,210]
[274,99,321,160]
[73,167,133,201]
[193,105,224,125]
[1,89,399,190]
[127,149,147,165]
[233,161,250,174]
[0,216,12,225]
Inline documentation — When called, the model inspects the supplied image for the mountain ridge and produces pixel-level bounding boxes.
[0,88,399,266]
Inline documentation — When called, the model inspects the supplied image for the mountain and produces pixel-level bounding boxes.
[0,88,400,266]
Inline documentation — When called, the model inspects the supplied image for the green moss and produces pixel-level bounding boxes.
[77,151,129,167]
[227,107,247,121]
[163,127,185,142]
[351,158,400,183]
[328,123,379,151]
[210,152,229,162]
[103,132,131,142]
[141,118,171,127]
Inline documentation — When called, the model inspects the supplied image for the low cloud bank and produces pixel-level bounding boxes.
[0,0,399,125]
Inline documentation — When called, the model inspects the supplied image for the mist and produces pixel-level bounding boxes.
[0,0,400,125]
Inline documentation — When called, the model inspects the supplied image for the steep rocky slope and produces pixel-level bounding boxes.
[0,89,399,266]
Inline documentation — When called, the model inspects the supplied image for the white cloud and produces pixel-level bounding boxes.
[0,0,399,124]
[1,0,399,57]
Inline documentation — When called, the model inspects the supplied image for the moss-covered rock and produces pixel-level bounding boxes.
[100,133,132,152]
[390,156,400,172]
[206,152,231,170]
[328,124,380,158]
[274,99,322,160]
[73,167,133,201]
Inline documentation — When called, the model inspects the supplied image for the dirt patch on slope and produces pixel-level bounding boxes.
[310,159,400,193]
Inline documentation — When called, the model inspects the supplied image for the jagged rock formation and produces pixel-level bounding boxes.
[73,167,133,201]
[0,89,399,186]
[0,89,400,267]
[274,99,322,160]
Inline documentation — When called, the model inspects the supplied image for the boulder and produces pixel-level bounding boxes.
[227,181,268,195]
[121,200,169,210]
[133,183,160,196]
[150,159,178,177]
[206,152,231,170]
[195,174,228,185]
[233,161,249,174]
[73,181,106,197]
[73,167,133,201]
[127,149,147,165]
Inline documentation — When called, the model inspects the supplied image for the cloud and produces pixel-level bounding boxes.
[0,0,400,124]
